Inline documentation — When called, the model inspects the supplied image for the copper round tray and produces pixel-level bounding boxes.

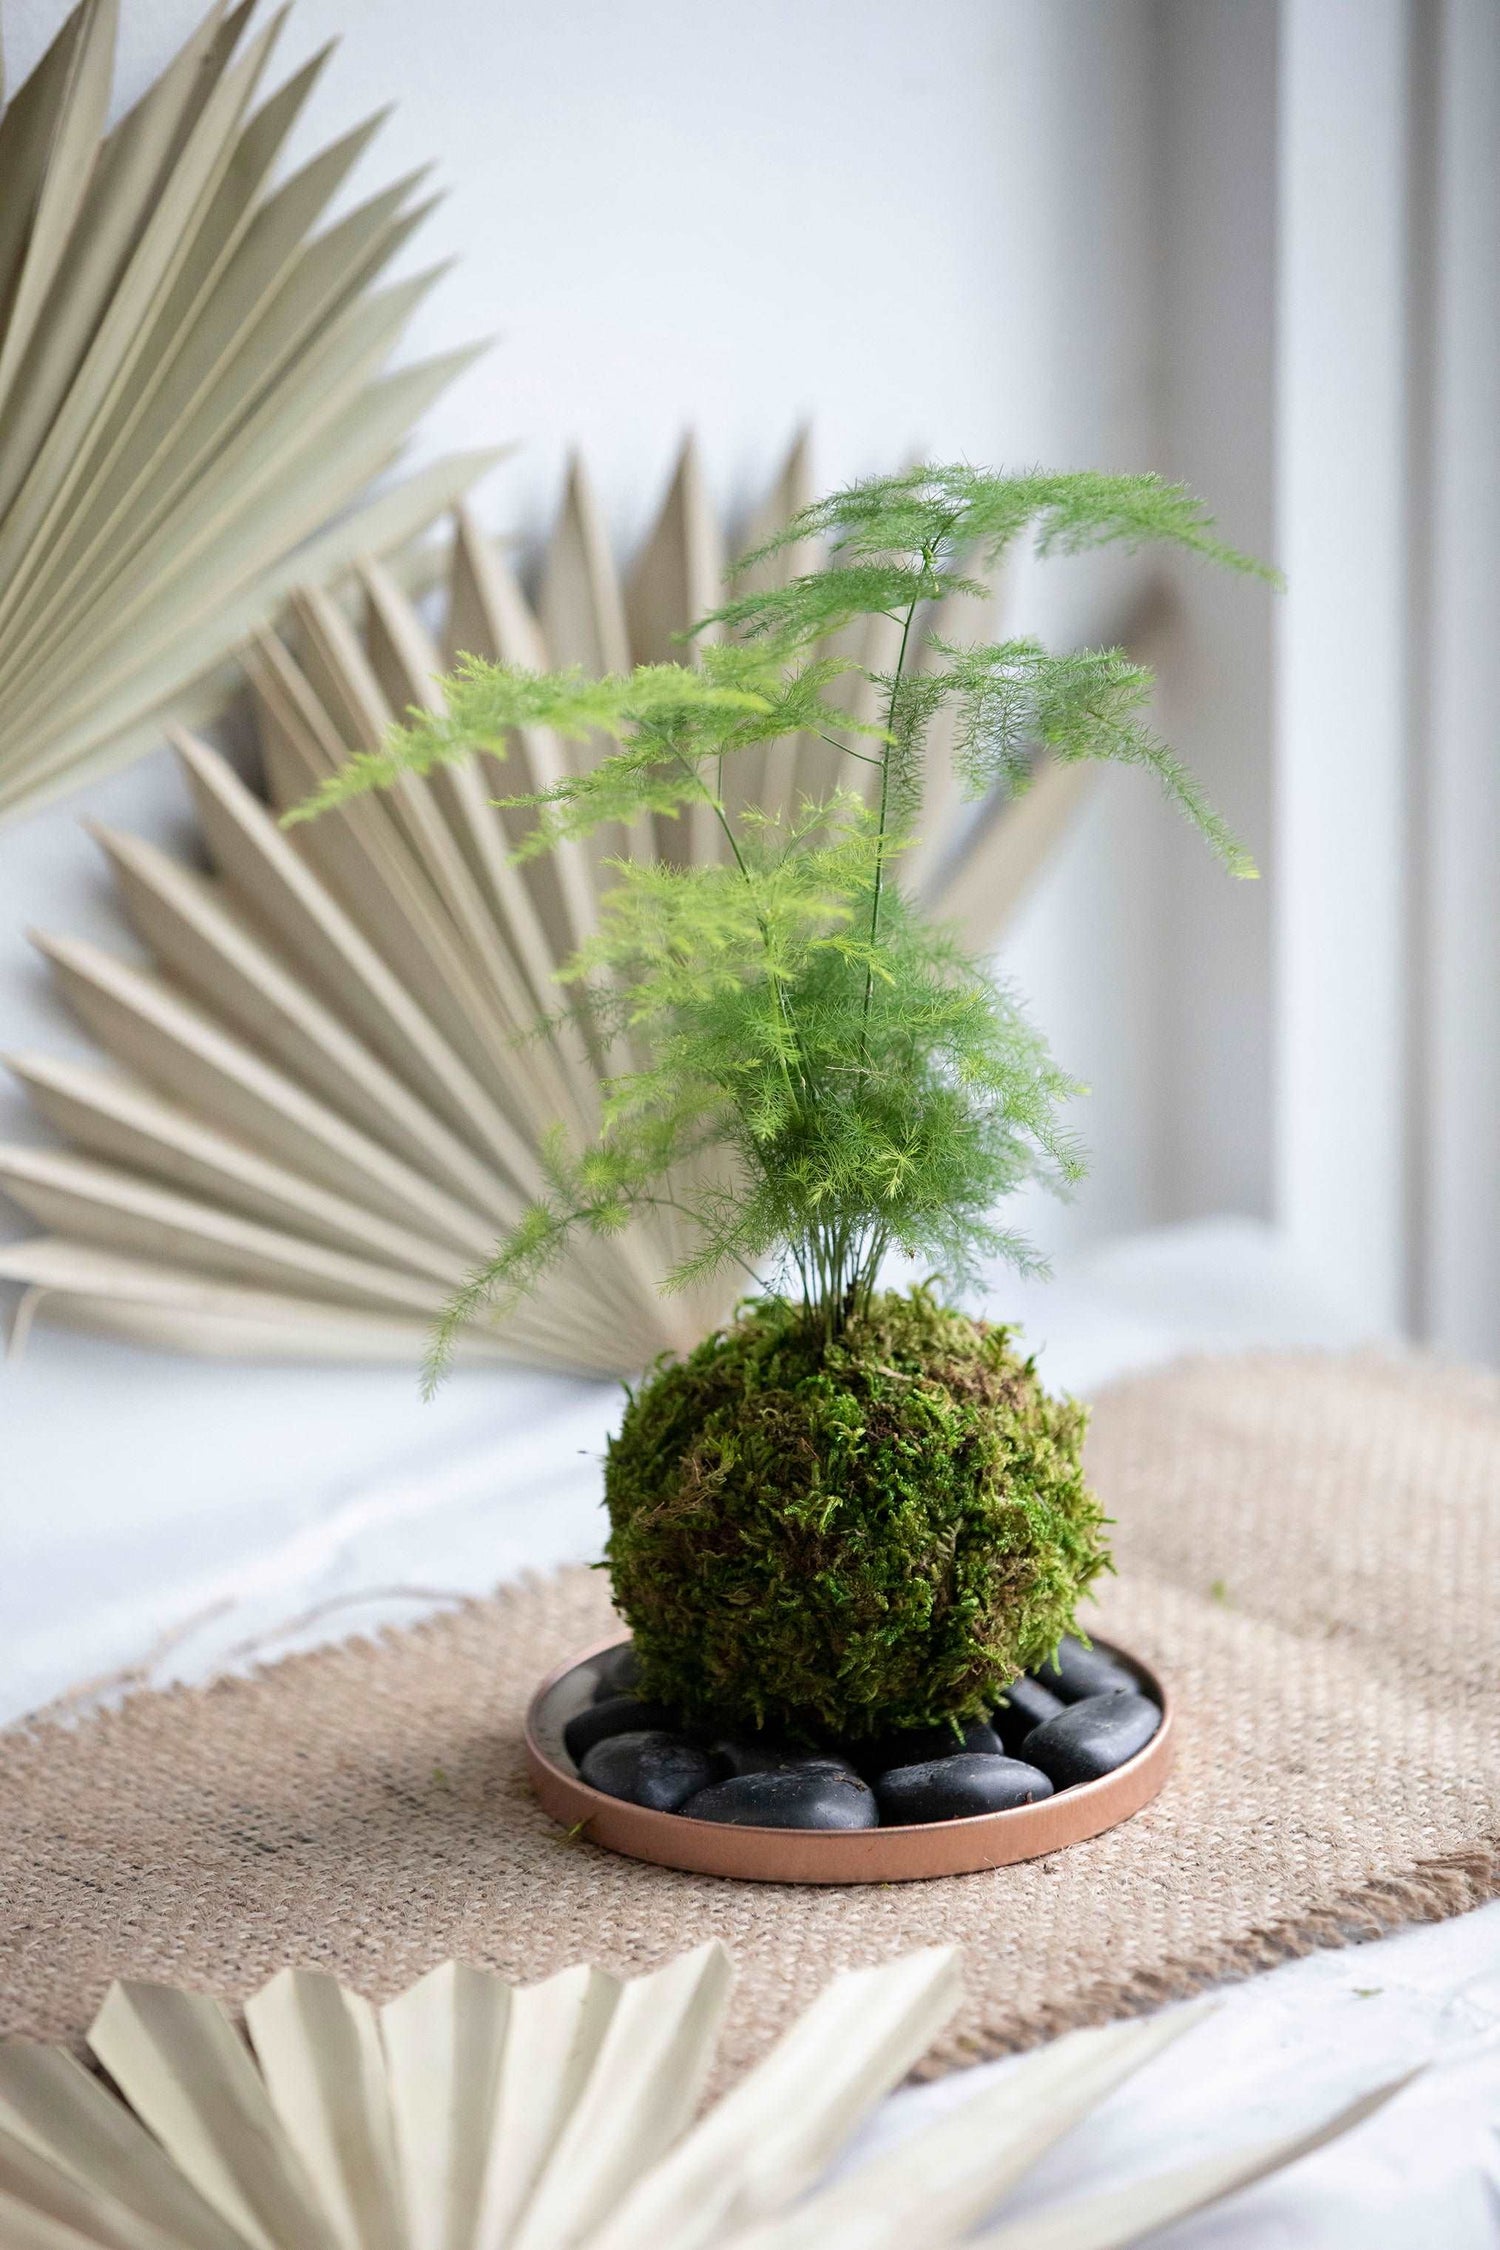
[524,1635,1174,1884]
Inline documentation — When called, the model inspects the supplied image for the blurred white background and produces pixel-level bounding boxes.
[0,0,1496,1627]
[2,8,1499,2236]
[3,0,1495,1371]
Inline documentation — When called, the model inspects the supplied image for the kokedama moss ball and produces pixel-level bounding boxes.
[603,1288,1112,1740]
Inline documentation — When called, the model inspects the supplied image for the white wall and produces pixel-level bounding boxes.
[1269,0,1500,1359]
[1,0,1160,552]
[21,5,1497,1353]
[1152,0,1278,1228]
[1275,0,1413,1337]
[3,0,1227,1270]
[1418,0,1500,1359]
[6,0,1498,1707]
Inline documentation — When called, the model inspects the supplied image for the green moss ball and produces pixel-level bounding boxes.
[603,1288,1112,1739]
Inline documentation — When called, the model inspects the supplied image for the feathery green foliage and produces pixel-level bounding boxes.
[291,462,1271,1383]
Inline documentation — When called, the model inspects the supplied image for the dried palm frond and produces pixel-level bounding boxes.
[0,436,1091,1372]
[0,1941,1402,2250]
[0,0,496,822]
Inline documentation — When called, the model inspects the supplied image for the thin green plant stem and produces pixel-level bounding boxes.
[664,732,817,1115]
[860,524,952,1032]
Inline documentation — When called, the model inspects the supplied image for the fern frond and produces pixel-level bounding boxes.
[941,637,1258,875]
[294,457,1274,1360]
[733,463,1281,587]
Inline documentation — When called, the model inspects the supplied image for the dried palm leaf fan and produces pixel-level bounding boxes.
[0,0,496,823]
[0,435,1092,1372]
[0,1941,1401,2250]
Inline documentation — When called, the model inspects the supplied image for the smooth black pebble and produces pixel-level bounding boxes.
[682,1768,878,1830]
[591,1642,640,1701]
[578,1730,719,1812]
[709,1735,858,1779]
[858,1718,1004,1776]
[1033,1635,1141,1703]
[564,1693,678,1764]
[991,1676,1064,1753]
[875,1752,1054,1824]
[1024,1691,1161,1787]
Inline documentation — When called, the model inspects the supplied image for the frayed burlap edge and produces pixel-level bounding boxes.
[930,1841,1500,2073]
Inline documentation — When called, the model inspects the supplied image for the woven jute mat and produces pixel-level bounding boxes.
[4,1351,1499,2084]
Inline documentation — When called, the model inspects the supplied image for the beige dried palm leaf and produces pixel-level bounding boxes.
[0,1941,1402,2250]
[0,437,1092,1372]
[0,0,496,822]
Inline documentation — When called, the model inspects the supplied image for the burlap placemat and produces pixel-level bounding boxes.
[4,1350,1498,2083]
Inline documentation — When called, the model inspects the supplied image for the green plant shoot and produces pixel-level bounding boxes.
[288,464,1272,1385]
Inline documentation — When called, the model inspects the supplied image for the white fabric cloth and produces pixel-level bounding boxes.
[866,1907,1500,2245]
[4,1216,1363,1721]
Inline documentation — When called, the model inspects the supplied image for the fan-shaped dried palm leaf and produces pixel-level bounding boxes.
[0,436,1093,1372]
[0,0,497,823]
[0,1941,1402,2250]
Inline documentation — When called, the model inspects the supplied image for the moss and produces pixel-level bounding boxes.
[603,1287,1112,1739]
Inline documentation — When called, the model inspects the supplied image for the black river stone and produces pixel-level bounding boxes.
[591,1643,641,1701]
[1023,1691,1161,1787]
[578,1730,719,1812]
[874,1752,1054,1825]
[1033,1635,1142,1704]
[564,1693,679,1765]
[858,1718,1005,1777]
[991,1676,1065,1752]
[681,1768,879,1830]
[708,1735,858,1779]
